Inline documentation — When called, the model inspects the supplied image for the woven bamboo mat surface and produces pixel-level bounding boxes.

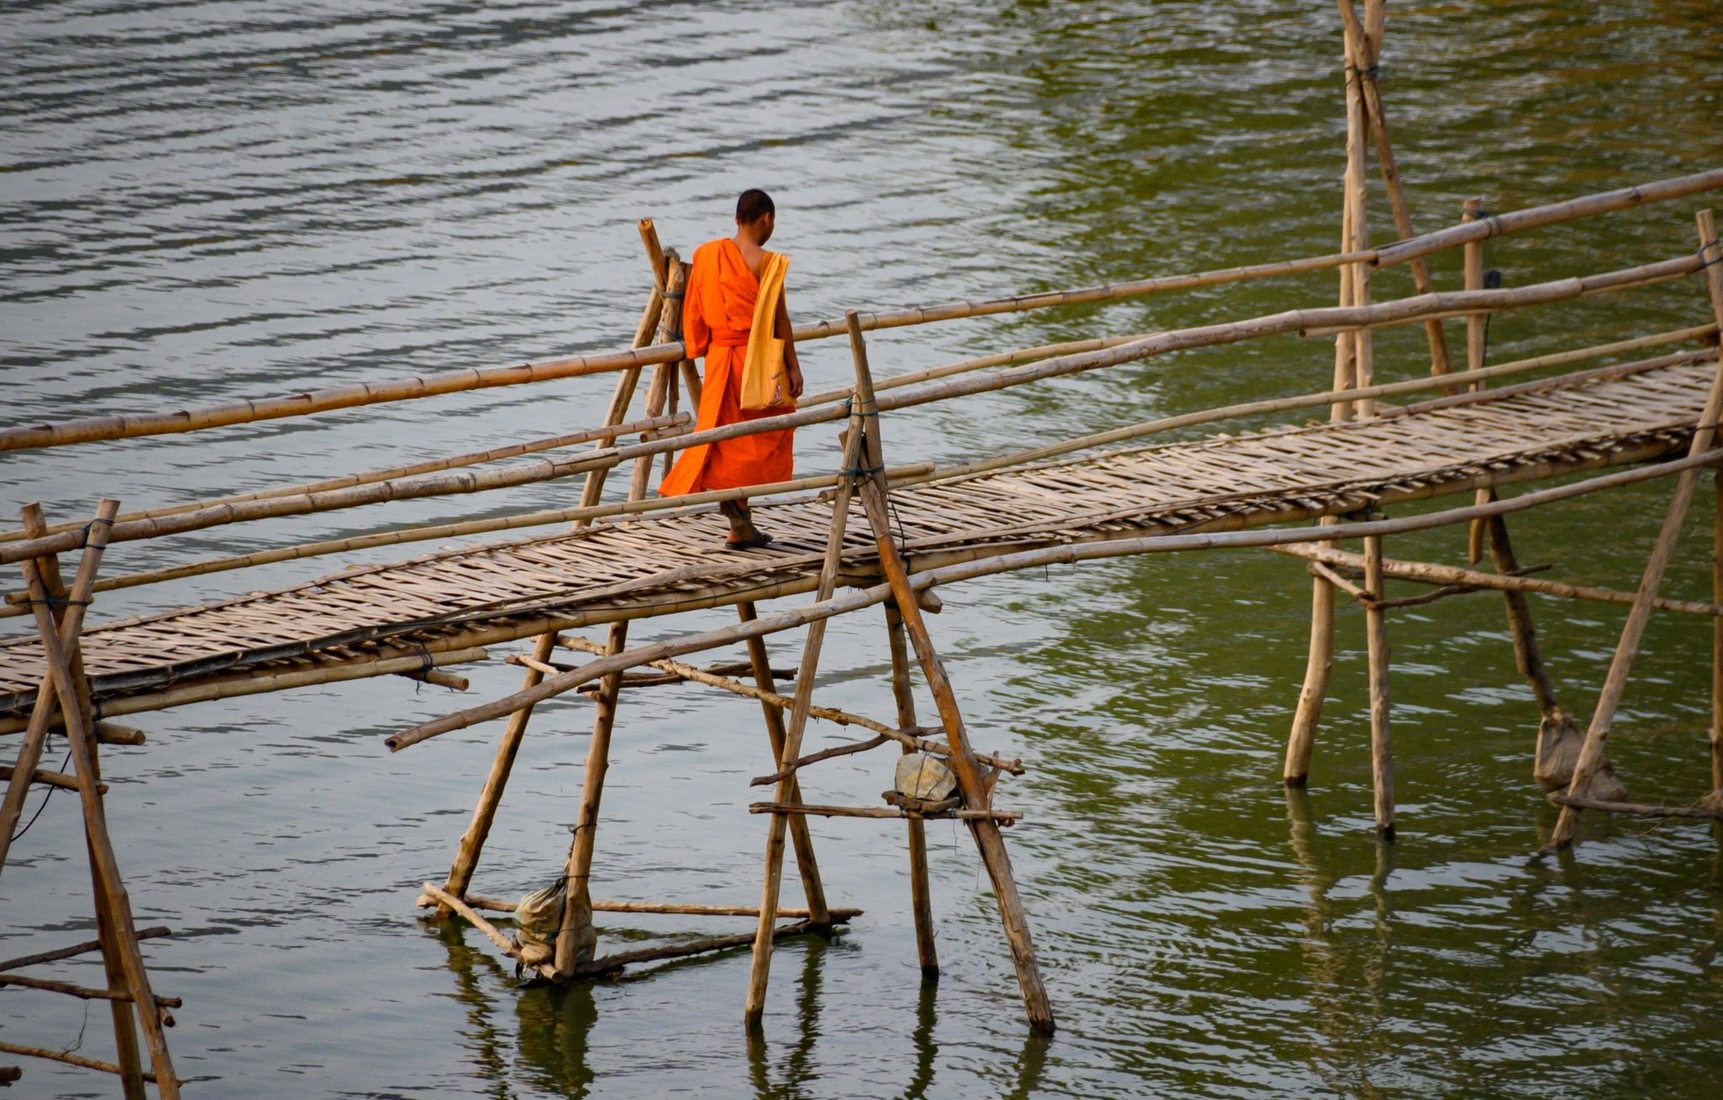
[0,359,1712,724]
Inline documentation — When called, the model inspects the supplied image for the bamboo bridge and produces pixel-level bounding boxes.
[3,43,1723,1092]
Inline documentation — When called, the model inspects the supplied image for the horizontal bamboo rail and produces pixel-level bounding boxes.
[0,1040,156,1083]
[383,445,1723,753]
[1374,167,1723,268]
[1547,792,1723,820]
[414,892,859,920]
[0,411,690,545]
[1,252,1698,572]
[0,927,172,973]
[1273,543,1723,616]
[4,171,1715,457]
[557,636,1023,774]
[749,802,1022,824]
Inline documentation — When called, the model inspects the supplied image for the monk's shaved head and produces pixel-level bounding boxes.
[736,189,775,224]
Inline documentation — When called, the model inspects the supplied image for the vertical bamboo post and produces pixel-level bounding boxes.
[1363,535,1394,838]
[440,222,668,907]
[629,251,687,505]
[1460,198,1498,563]
[738,601,833,932]
[845,312,1054,1033]
[1341,11,1374,415]
[1551,209,1723,847]
[885,601,939,979]
[18,506,147,1100]
[1338,0,1452,378]
[743,408,866,1028]
[18,503,179,1098]
[552,621,628,974]
[1285,10,1372,783]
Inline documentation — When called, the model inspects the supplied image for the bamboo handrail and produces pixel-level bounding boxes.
[1374,167,1723,268]
[1,252,1700,569]
[0,411,690,545]
[5,170,1716,457]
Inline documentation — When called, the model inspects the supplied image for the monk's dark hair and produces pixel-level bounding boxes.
[736,189,775,223]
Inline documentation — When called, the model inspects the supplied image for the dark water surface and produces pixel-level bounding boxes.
[5,2,1723,1096]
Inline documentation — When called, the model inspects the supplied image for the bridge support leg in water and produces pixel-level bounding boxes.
[1363,535,1395,839]
[852,312,1053,1033]
[1552,209,1723,847]
[885,602,940,981]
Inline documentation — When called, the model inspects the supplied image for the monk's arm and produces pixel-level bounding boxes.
[775,287,804,397]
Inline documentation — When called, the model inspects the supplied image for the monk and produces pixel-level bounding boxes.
[659,188,805,548]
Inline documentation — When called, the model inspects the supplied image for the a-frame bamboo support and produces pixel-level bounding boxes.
[1,500,180,1097]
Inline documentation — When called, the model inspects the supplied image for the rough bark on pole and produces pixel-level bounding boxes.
[886,602,940,979]
[1551,209,1723,847]
[743,408,865,1029]
[16,506,148,1100]
[845,313,1054,1034]
[738,601,833,933]
[441,222,667,911]
[1363,535,1395,838]
[17,507,179,1098]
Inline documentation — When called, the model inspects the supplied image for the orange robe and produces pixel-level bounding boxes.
[659,238,795,497]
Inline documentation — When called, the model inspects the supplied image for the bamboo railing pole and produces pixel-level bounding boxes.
[1363,534,1395,838]
[1339,0,1453,378]
[0,411,687,546]
[744,404,865,1029]
[886,601,939,979]
[1374,168,1723,269]
[739,602,834,933]
[629,250,687,505]
[18,519,179,1098]
[1715,472,1723,793]
[1332,194,1358,421]
[1551,209,1723,848]
[16,506,148,1100]
[845,313,1055,1034]
[1,251,1708,571]
[441,225,668,909]
[553,622,628,976]
[15,321,1702,616]
[1462,199,1495,562]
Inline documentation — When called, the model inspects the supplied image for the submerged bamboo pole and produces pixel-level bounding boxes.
[1551,209,1723,848]
[886,602,940,979]
[743,399,866,1029]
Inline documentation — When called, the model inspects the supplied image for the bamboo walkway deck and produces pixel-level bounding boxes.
[0,356,1711,728]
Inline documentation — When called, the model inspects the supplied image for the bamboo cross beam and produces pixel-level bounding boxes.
[1273,543,1723,616]
[1547,792,1723,820]
[415,892,859,920]
[0,1041,157,1083]
[0,927,172,973]
[748,802,1022,824]
[0,972,180,1008]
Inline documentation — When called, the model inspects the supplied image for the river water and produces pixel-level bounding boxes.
[4,1,1723,1096]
